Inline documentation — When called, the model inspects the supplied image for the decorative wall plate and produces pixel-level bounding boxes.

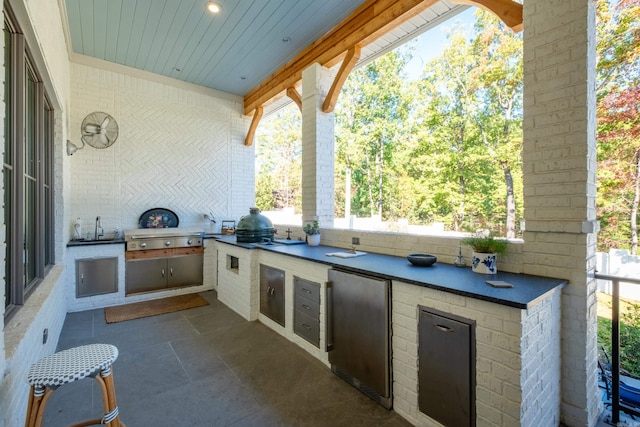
[138,208,179,228]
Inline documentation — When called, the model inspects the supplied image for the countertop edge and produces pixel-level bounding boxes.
[212,236,568,309]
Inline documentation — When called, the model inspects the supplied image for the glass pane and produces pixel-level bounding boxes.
[4,27,12,307]
[44,105,53,266]
[24,176,36,287]
[4,167,12,308]
[24,66,36,178]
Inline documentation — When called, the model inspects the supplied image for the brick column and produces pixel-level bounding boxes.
[522,0,600,425]
[301,63,335,227]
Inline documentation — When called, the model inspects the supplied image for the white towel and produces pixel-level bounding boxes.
[326,251,367,258]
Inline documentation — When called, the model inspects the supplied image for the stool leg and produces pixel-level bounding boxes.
[25,385,53,427]
[98,365,123,427]
[33,389,54,427]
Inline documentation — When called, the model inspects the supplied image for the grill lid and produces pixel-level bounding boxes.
[236,208,274,243]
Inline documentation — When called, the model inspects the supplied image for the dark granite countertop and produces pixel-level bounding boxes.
[215,235,567,309]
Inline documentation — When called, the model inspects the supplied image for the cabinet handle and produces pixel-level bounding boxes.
[170,268,174,277]
[81,273,84,284]
[302,288,312,294]
[326,281,334,351]
[434,323,454,333]
[301,323,311,330]
[270,288,275,295]
[161,268,165,277]
[302,304,311,310]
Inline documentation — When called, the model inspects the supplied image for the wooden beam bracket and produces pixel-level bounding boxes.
[244,106,264,146]
[286,87,302,111]
[322,45,361,113]
[451,0,523,32]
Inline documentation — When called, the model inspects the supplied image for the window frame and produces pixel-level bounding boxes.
[3,5,55,319]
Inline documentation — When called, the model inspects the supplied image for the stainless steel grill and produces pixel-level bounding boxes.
[124,227,203,251]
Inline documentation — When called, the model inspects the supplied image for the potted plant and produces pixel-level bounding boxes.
[461,234,508,274]
[303,220,321,246]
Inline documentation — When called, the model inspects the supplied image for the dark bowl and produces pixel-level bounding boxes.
[407,253,437,267]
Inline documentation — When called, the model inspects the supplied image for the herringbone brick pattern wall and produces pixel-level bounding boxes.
[69,62,252,237]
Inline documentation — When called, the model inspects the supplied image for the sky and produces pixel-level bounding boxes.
[403,7,476,80]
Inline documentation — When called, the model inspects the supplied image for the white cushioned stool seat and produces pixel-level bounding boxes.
[24,343,124,427]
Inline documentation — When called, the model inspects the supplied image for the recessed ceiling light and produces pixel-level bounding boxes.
[206,2,221,14]
[240,75,247,80]
[282,37,291,43]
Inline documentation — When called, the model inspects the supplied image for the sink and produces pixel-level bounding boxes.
[272,239,305,245]
[68,238,123,246]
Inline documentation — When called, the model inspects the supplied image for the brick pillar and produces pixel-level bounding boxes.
[522,0,600,425]
[301,63,335,227]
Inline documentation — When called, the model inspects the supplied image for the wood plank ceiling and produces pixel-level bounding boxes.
[63,0,469,108]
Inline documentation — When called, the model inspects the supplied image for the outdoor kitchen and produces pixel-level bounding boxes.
[0,0,607,426]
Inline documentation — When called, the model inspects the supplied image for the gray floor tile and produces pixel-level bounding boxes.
[43,290,411,427]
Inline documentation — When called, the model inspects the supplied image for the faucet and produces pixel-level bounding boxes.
[95,216,103,240]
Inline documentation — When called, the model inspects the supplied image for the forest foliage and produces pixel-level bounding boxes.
[256,1,640,252]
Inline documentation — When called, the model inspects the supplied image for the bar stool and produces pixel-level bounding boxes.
[25,343,125,427]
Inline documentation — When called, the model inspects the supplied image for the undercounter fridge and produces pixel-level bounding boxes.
[327,269,392,409]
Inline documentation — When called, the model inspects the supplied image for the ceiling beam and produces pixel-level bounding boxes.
[242,0,524,115]
[451,0,523,32]
[243,0,438,115]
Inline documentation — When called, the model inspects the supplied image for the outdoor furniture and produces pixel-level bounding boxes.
[599,350,640,419]
[24,343,124,427]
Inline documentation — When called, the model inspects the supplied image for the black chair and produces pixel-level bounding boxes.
[598,347,640,419]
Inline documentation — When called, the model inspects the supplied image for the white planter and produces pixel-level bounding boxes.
[471,252,498,274]
[307,234,321,246]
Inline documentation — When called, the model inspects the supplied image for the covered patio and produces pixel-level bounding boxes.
[0,0,604,425]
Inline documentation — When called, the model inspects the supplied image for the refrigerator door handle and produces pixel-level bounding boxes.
[326,281,334,351]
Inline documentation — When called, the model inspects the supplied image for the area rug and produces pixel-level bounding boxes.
[104,294,209,323]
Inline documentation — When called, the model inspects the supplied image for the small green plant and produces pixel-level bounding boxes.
[303,220,320,235]
[461,234,508,254]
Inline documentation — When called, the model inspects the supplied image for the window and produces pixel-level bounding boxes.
[3,7,55,318]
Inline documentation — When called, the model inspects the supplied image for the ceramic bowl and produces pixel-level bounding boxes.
[407,253,437,267]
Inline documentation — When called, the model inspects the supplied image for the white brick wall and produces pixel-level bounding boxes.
[301,63,335,225]
[68,61,253,238]
[0,267,67,427]
[392,281,562,427]
[216,242,260,320]
[522,0,599,425]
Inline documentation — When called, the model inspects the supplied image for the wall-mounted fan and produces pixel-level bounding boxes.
[81,111,119,149]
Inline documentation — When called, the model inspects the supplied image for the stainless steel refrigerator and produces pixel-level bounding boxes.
[327,269,391,409]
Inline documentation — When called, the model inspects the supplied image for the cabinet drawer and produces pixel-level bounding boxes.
[295,294,319,318]
[294,310,320,347]
[294,276,320,304]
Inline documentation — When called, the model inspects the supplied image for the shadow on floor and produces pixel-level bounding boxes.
[45,291,411,426]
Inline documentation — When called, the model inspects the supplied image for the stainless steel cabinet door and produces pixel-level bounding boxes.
[418,307,475,427]
[260,264,285,326]
[76,257,118,298]
[328,269,390,401]
[167,254,203,288]
[125,258,166,294]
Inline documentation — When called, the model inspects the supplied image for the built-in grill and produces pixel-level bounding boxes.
[124,227,203,251]
[236,208,275,243]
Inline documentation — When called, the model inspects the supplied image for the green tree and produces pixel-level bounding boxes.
[335,50,412,220]
[255,105,302,213]
[596,0,640,253]
[408,10,523,234]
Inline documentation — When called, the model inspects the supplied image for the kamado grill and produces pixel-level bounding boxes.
[235,208,275,243]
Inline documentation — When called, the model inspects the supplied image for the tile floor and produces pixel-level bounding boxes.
[44,291,411,426]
